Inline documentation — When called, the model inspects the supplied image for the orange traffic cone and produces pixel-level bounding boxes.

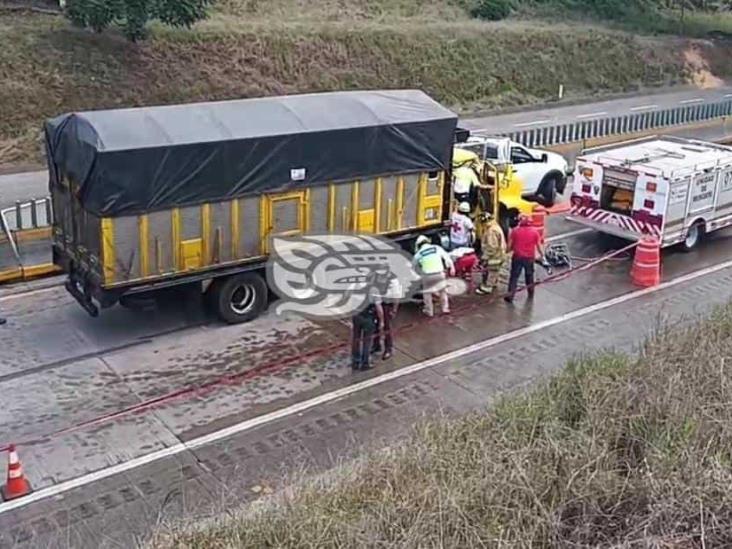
[631,235,661,288]
[532,205,546,242]
[1,445,32,501]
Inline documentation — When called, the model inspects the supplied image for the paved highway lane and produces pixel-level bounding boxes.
[3,221,732,546]
[464,85,732,132]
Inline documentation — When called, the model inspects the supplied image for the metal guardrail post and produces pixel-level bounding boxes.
[46,198,53,225]
[14,202,22,231]
[30,200,38,228]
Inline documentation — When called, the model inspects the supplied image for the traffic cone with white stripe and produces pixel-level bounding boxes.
[1,445,32,501]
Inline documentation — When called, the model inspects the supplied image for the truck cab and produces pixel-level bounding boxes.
[452,137,535,236]
[457,133,570,206]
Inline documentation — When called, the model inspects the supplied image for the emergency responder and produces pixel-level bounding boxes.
[476,211,506,295]
[351,285,384,371]
[452,162,487,210]
[504,214,544,304]
[413,235,455,317]
[371,272,401,361]
[449,202,475,251]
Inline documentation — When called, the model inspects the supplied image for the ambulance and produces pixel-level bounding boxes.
[567,136,732,251]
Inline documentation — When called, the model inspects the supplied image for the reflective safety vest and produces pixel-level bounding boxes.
[415,244,447,275]
[453,166,480,194]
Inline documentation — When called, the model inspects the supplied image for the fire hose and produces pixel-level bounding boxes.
[0,240,639,454]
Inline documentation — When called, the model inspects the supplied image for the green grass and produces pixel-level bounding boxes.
[0,5,696,167]
[152,305,732,547]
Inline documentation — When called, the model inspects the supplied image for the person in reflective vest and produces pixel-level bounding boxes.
[449,202,475,251]
[476,212,506,295]
[452,164,482,209]
[413,235,455,317]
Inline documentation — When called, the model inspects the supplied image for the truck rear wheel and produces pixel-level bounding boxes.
[209,272,268,324]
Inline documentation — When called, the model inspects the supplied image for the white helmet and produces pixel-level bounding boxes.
[458,202,471,214]
[415,235,430,250]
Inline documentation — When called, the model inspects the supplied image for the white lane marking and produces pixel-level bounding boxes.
[547,228,592,242]
[3,258,732,515]
[724,94,732,99]
[513,119,551,128]
[0,285,60,302]
[576,111,607,120]
[630,104,658,112]
[680,98,704,104]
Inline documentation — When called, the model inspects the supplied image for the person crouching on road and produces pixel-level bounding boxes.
[371,272,402,361]
[449,202,475,251]
[351,285,384,371]
[476,211,506,295]
[413,235,455,317]
[504,214,544,304]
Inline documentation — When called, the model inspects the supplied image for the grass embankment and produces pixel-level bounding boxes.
[0,0,718,167]
[156,306,732,547]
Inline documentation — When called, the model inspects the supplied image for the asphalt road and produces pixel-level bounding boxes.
[3,87,732,546]
[3,85,732,212]
[464,85,732,132]
[2,216,732,546]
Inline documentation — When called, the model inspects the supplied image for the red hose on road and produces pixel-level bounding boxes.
[0,240,638,454]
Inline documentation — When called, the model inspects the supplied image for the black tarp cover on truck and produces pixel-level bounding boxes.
[45,90,458,217]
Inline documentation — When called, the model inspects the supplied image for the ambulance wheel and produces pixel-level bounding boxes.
[680,221,704,252]
[209,272,268,324]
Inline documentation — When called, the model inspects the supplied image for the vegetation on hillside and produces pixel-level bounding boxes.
[66,0,214,41]
[1,0,731,167]
[154,305,732,547]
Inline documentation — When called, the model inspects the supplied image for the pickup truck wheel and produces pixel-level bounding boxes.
[680,222,704,252]
[209,272,268,324]
[537,175,558,207]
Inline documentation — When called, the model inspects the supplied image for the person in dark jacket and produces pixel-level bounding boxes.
[371,273,402,361]
[351,287,384,371]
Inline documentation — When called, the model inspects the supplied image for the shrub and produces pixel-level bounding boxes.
[471,0,513,21]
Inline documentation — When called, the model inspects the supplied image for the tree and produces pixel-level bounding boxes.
[65,0,213,41]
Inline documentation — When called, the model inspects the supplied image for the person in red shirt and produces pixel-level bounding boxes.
[504,214,544,303]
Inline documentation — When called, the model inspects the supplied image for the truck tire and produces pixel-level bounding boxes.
[209,272,268,324]
[680,221,704,252]
[537,174,558,207]
[499,206,519,238]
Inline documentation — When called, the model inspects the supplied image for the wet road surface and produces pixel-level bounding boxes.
[1,217,732,547]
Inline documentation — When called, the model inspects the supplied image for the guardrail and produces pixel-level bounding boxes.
[0,197,58,283]
[4,198,53,231]
[502,99,732,148]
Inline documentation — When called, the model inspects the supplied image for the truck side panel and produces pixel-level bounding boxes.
[716,167,732,213]
[93,171,444,288]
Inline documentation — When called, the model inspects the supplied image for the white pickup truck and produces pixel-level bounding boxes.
[456,132,571,206]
